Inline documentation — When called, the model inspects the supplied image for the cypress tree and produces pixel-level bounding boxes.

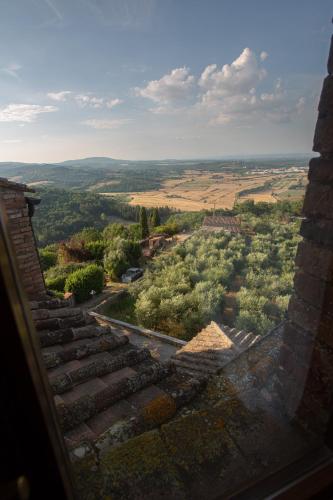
[151,207,161,228]
[139,206,149,239]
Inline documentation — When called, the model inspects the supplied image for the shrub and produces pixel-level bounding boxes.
[49,289,64,299]
[45,275,67,292]
[70,227,102,244]
[65,264,104,303]
[45,263,88,292]
[58,241,92,264]
[153,222,179,236]
[86,240,107,261]
[39,249,57,271]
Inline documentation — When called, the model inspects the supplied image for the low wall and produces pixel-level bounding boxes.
[89,311,187,348]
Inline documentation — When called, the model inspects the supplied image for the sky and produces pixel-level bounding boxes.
[0,0,331,162]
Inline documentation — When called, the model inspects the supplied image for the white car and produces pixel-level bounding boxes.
[121,267,143,283]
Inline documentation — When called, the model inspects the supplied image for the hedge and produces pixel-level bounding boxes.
[39,249,57,271]
[65,264,104,303]
[45,275,67,292]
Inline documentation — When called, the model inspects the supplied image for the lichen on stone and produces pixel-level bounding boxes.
[100,429,185,499]
[141,394,177,425]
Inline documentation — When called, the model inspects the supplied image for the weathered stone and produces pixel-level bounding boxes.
[288,295,321,333]
[295,240,333,282]
[300,218,333,248]
[101,430,185,500]
[281,321,315,363]
[318,76,333,114]
[313,115,333,153]
[303,182,333,220]
[294,270,333,310]
[328,34,333,75]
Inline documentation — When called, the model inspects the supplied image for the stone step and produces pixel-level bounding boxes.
[50,346,151,394]
[39,324,110,348]
[42,333,129,369]
[56,362,171,432]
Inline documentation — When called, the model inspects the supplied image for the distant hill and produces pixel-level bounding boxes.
[57,157,123,168]
[0,155,309,194]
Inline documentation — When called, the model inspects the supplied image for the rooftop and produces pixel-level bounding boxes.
[202,215,241,233]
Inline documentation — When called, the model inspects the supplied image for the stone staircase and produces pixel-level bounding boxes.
[31,297,206,450]
[171,321,261,377]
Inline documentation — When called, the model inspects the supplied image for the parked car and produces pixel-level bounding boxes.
[121,267,143,283]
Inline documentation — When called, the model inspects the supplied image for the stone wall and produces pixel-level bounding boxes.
[0,178,46,300]
[280,34,333,435]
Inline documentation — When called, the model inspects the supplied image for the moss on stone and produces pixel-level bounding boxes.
[100,429,186,499]
[70,447,104,500]
[141,394,177,426]
[160,408,231,472]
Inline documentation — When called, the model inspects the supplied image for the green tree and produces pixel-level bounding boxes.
[104,237,142,280]
[150,208,161,229]
[139,207,149,239]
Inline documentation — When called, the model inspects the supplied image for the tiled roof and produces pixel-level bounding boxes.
[202,215,241,233]
[31,297,205,451]
[171,321,261,376]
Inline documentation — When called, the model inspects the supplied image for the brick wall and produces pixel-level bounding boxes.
[0,179,46,300]
[279,34,333,435]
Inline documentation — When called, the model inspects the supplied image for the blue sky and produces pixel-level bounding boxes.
[0,0,331,162]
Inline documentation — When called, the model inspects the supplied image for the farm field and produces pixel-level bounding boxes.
[102,169,307,211]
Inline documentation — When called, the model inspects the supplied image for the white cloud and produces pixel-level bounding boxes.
[197,48,303,125]
[75,94,105,108]
[199,48,267,102]
[0,104,57,123]
[82,118,131,129]
[106,98,123,109]
[47,90,72,101]
[47,91,123,109]
[1,63,22,79]
[1,139,22,144]
[135,67,194,104]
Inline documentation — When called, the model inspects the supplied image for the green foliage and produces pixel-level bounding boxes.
[45,275,67,292]
[65,264,104,303]
[150,208,161,228]
[103,223,129,241]
[32,188,139,246]
[153,222,179,236]
[102,222,142,242]
[39,248,57,271]
[104,237,142,280]
[70,227,102,244]
[130,232,245,339]
[166,212,205,231]
[85,240,107,261]
[45,263,87,292]
[139,207,149,239]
